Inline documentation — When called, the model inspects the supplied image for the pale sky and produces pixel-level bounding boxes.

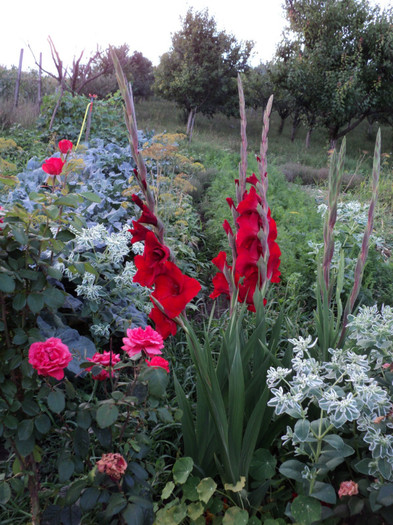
[1,0,392,73]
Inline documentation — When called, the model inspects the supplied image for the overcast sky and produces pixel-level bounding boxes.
[1,0,391,73]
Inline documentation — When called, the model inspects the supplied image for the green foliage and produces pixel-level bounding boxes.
[81,45,155,99]
[174,297,290,509]
[38,91,126,144]
[155,456,263,524]
[154,8,253,127]
[273,0,393,143]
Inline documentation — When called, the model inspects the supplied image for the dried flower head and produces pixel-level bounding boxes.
[96,453,127,480]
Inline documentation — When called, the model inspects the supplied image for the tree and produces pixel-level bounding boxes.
[154,8,253,138]
[273,0,393,145]
[85,45,154,99]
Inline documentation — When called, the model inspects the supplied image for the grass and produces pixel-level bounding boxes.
[0,98,40,131]
[135,97,391,176]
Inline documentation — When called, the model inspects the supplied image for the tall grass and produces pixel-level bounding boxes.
[0,98,40,130]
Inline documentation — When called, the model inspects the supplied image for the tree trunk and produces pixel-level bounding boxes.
[186,108,197,141]
[278,116,286,135]
[329,125,339,149]
[305,116,315,148]
[305,128,312,148]
[367,116,374,140]
[14,48,23,108]
[291,114,300,142]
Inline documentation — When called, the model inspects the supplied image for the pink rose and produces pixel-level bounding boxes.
[86,351,121,381]
[28,338,72,380]
[58,139,73,154]
[145,356,170,373]
[338,481,359,498]
[96,453,127,480]
[42,157,65,176]
[121,326,164,359]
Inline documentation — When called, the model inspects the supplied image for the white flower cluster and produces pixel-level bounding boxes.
[70,224,107,250]
[317,200,368,226]
[267,335,393,477]
[131,241,145,255]
[346,305,393,367]
[75,272,104,301]
[102,229,132,264]
[114,261,137,289]
[90,323,111,338]
[70,224,132,264]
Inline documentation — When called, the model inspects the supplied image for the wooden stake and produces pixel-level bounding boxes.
[14,48,24,108]
[37,52,42,109]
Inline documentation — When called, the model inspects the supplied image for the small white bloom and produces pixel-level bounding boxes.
[266,367,292,388]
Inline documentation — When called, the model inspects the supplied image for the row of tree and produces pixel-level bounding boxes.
[2,1,393,144]
[154,2,393,145]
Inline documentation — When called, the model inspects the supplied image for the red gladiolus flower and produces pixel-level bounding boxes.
[138,206,158,226]
[132,194,144,208]
[145,356,170,373]
[238,265,259,311]
[133,231,170,288]
[129,221,150,243]
[152,261,201,319]
[42,157,65,176]
[246,173,259,186]
[212,251,228,272]
[58,139,73,154]
[210,272,230,299]
[223,220,233,237]
[226,197,235,209]
[210,178,281,309]
[149,306,178,339]
[236,186,261,215]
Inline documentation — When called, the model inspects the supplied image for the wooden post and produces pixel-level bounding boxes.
[14,48,24,108]
[37,52,42,109]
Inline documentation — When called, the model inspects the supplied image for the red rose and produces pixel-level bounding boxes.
[145,356,170,373]
[42,157,65,176]
[152,261,201,319]
[28,337,72,380]
[149,306,178,339]
[121,325,164,358]
[86,351,121,381]
[133,231,170,288]
[58,139,73,154]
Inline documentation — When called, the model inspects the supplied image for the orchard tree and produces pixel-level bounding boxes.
[154,8,253,138]
[82,45,154,99]
[243,63,274,111]
[274,0,393,145]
